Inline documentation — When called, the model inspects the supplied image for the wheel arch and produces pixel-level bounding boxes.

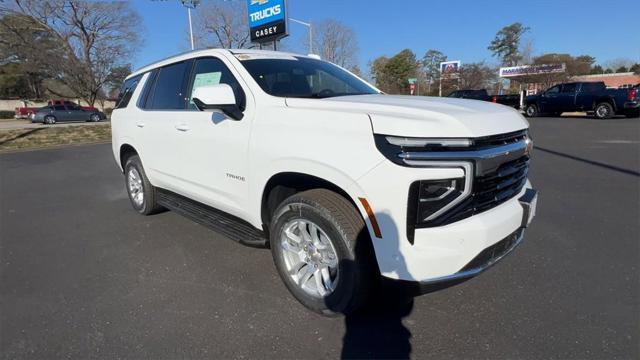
[119,143,138,172]
[594,96,616,110]
[260,172,362,230]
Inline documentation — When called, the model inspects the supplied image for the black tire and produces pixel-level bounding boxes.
[123,155,164,215]
[524,104,538,117]
[594,102,614,119]
[90,113,101,122]
[44,115,56,125]
[270,189,376,316]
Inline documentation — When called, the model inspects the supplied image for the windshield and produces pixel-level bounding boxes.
[238,55,378,98]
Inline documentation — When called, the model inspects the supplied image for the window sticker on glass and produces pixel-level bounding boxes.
[193,72,221,89]
[190,72,221,103]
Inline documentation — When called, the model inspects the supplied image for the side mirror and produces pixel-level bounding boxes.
[192,84,243,120]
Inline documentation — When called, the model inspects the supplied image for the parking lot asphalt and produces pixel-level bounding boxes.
[1,116,638,359]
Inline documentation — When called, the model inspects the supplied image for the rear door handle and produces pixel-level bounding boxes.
[175,123,190,132]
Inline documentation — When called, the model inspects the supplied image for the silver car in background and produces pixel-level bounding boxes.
[32,104,105,124]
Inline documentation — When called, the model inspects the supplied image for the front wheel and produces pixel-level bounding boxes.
[524,104,538,117]
[270,189,376,316]
[595,102,614,119]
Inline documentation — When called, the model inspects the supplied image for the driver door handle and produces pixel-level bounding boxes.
[175,123,190,132]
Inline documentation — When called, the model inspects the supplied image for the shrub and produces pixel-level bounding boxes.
[103,107,113,118]
[0,110,15,119]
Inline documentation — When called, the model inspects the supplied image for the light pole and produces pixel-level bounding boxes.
[289,18,312,54]
[181,0,200,50]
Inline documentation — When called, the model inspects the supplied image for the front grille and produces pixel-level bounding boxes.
[422,155,529,227]
[471,130,528,149]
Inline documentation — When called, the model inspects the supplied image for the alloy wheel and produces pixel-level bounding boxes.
[279,219,339,298]
[127,168,144,207]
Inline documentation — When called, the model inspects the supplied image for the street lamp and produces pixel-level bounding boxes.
[181,0,200,50]
[289,18,312,54]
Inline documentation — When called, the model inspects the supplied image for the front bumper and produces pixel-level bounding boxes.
[382,189,537,294]
[353,156,538,283]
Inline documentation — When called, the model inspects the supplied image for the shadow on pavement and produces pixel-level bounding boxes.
[327,212,468,359]
[535,146,639,177]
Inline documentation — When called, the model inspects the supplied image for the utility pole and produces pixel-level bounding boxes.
[181,0,200,50]
[289,18,312,54]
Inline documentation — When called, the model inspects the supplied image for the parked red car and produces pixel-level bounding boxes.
[14,100,98,119]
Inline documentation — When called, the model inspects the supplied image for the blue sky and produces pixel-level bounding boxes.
[132,0,640,73]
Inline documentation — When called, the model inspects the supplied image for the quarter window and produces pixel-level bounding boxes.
[115,74,142,109]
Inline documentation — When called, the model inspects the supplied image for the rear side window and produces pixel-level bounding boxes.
[561,83,577,93]
[115,74,142,109]
[147,61,190,110]
[54,105,65,111]
[581,82,603,93]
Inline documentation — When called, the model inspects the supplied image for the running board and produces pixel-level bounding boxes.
[156,189,268,248]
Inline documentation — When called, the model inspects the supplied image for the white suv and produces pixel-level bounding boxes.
[111,49,538,315]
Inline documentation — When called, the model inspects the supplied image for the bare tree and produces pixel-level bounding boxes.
[458,62,498,90]
[603,58,635,72]
[0,0,142,106]
[313,19,358,68]
[193,1,253,49]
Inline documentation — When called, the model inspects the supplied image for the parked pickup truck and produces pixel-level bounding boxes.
[524,82,640,119]
[14,100,98,119]
[111,49,538,315]
[447,89,521,109]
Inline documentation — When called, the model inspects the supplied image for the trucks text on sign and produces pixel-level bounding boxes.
[247,0,288,43]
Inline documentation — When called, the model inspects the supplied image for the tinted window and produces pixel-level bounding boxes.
[148,61,190,110]
[561,83,577,93]
[138,70,158,109]
[116,74,142,109]
[54,105,65,111]
[240,56,377,98]
[546,85,560,94]
[186,57,246,111]
[581,82,603,92]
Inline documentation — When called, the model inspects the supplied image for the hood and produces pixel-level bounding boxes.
[285,95,529,138]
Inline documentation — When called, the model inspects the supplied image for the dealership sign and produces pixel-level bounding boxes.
[247,0,288,43]
[499,63,566,77]
[440,60,461,74]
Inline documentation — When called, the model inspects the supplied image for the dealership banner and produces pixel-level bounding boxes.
[247,0,289,43]
[499,63,566,78]
[440,60,461,74]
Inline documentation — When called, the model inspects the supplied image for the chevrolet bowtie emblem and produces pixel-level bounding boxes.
[251,0,269,5]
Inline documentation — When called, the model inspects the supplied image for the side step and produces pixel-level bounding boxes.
[156,189,268,248]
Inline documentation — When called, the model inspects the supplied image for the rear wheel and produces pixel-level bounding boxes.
[123,155,164,215]
[595,102,614,119]
[90,114,101,122]
[270,189,376,316]
[524,104,538,117]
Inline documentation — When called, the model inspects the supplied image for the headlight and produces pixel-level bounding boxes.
[384,136,472,148]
